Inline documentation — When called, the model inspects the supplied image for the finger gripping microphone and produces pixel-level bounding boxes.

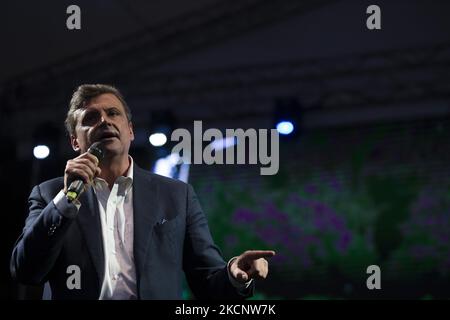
[66,142,104,202]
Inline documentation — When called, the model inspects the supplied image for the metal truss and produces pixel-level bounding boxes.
[0,0,338,113]
[123,42,450,111]
[4,41,450,117]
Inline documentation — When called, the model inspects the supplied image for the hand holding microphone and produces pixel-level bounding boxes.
[64,142,104,202]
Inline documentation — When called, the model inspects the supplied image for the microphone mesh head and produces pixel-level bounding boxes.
[88,142,104,162]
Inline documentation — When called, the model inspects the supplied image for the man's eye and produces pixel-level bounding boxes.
[82,113,99,125]
[108,110,120,116]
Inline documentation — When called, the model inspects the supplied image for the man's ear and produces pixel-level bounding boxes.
[70,134,80,152]
[129,121,135,141]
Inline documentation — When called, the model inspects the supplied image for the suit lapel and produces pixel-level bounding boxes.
[76,187,105,290]
[132,166,162,292]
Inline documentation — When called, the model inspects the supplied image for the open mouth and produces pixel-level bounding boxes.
[96,131,119,141]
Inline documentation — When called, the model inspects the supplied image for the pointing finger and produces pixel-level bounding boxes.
[241,250,276,261]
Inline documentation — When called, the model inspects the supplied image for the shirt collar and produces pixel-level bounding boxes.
[94,156,134,193]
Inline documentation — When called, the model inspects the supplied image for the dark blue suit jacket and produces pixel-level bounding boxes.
[11,165,253,299]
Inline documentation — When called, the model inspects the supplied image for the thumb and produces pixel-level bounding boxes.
[231,261,249,282]
[234,269,249,282]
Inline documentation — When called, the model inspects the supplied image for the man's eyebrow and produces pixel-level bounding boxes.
[79,106,121,114]
[78,108,97,118]
[105,106,122,112]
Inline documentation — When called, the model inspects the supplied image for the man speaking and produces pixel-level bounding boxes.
[10,84,275,300]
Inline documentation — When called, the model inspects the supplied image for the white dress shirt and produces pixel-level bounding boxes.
[94,158,137,300]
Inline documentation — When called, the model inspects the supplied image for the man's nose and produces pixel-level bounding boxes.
[94,115,110,129]
[99,112,110,125]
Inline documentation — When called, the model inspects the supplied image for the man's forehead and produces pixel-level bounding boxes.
[84,93,123,108]
[75,94,124,115]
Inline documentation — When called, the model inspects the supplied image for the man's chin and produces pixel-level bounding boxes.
[91,138,118,153]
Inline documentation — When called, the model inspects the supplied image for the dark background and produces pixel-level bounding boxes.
[1,0,449,299]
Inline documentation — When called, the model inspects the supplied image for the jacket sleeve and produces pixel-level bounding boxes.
[10,184,78,285]
[182,184,254,300]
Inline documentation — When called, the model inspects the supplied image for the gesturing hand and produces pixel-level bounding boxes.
[229,250,276,283]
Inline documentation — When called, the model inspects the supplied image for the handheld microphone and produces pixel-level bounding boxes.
[66,141,104,202]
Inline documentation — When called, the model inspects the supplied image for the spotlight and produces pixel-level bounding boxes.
[32,122,60,160]
[33,145,50,159]
[149,133,167,147]
[148,110,176,148]
[276,121,294,135]
[273,97,302,139]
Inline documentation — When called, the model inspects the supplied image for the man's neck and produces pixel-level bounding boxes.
[98,155,130,190]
